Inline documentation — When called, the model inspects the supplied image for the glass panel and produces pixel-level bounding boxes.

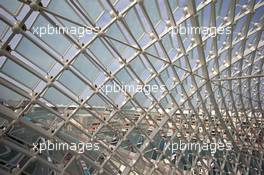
[32,15,71,55]
[58,70,87,96]
[0,21,8,39]
[47,0,83,24]
[73,54,104,82]
[1,59,39,89]
[78,0,103,21]
[0,0,22,14]
[144,0,160,25]
[124,8,144,39]
[89,38,115,68]
[43,87,76,106]
[0,85,25,107]
[16,37,56,72]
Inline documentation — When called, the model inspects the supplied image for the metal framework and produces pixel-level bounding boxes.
[0,0,263,174]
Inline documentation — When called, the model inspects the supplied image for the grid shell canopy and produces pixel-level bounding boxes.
[0,0,264,175]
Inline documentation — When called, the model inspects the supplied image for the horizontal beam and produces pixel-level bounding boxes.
[213,74,264,81]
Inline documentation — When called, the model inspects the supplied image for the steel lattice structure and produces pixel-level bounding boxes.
[0,0,264,174]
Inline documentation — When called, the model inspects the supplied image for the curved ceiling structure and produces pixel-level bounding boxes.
[0,0,263,174]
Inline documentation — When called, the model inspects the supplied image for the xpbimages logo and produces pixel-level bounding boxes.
[169,25,231,37]
[32,24,100,38]
[99,82,166,96]
[166,140,232,155]
[32,140,100,154]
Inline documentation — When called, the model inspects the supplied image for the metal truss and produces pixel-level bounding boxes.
[0,0,263,174]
